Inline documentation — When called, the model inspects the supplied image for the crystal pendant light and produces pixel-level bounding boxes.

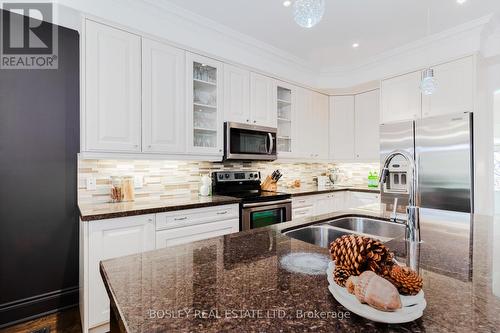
[293,0,326,28]
[421,68,437,95]
[420,6,437,95]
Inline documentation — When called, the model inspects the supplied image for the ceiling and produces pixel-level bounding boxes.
[163,0,500,70]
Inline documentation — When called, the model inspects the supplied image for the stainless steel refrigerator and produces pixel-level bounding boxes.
[380,112,473,213]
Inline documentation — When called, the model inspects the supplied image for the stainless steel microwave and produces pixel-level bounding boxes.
[224,122,277,161]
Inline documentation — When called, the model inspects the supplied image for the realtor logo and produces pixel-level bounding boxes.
[1,2,58,69]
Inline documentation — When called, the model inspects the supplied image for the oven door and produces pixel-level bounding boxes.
[225,122,277,160]
[241,200,292,231]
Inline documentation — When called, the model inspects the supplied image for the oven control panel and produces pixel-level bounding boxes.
[213,171,261,182]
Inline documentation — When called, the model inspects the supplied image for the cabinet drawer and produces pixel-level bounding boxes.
[292,196,316,208]
[292,206,314,219]
[155,204,239,230]
[156,219,239,248]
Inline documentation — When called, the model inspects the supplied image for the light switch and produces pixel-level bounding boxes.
[86,177,97,190]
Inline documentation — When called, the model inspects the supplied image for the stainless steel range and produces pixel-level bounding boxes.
[212,171,291,231]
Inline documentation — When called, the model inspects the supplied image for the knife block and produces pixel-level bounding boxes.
[261,175,278,192]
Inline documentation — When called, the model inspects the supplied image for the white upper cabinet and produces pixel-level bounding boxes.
[330,95,355,160]
[84,20,142,152]
[422,56,474,118]
[186,53,224,156]
[312,92,330,159]
[142,39,185,154]
[223,64,250,124]
[380,71,422,123]
[295,87,313,158]
[276,81,296,158]
[355,90,380,161]
[250,72,277,128]
[294,89,329,160]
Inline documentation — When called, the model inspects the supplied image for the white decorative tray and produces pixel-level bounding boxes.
[327,262,426,323]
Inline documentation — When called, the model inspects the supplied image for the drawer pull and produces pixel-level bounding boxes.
[174,217,188,221]
[217,211,228,215]
[297,200,306,203]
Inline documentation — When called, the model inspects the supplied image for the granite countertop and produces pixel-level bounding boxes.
[99,206,500,332]
[78,195,241,221]
[79,186,378,221]
[281,185,380,196]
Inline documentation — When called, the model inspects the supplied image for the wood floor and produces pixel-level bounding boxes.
[0,307,82,333]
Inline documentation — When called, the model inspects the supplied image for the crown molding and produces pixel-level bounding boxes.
[316,14,494,88]
[51,1,497,89]
[320,14,493,75]
[139,0,316,73]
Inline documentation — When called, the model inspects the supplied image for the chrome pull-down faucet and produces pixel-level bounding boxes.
[379,150,421,271]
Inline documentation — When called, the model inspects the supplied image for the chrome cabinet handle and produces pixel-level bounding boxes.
[217,211,228,215]
[174,217,188,221]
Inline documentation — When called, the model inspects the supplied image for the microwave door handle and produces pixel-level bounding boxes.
[267,133,274,155]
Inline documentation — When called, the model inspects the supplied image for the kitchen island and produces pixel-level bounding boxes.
[99,206,500,332]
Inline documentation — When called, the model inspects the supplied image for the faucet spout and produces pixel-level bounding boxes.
[379,150,421,271]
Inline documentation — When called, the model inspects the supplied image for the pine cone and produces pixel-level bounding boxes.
[333,266,353,287]
[386,265,423,295]
[329,234,394,276]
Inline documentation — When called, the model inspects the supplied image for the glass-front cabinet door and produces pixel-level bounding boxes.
[276,81,295,158]
[186,52,223,156]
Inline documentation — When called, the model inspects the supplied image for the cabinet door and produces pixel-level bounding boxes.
[250,72,277,127]
[422,56,474,118]
[224,64,250,124]
[380,71,422,123]
[142,39,185,153]
[88,215,155,328]
[85,20,141,152]
[295,88,314,158]
[348,192,380,208]
[186,53,223,155]
[314,92,330,159]
[276,82,295,158]
[355,90,380,160]
[314,194,334,215]
[155,219,238,248]
[330,95,355,161]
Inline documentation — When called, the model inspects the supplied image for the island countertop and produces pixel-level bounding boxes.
[99,206,500,332]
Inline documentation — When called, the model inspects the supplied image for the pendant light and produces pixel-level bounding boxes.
[421,6,437,95]
[293,0,326,28]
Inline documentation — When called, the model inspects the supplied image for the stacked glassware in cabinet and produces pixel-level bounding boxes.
[277,86,292,153]
[192,61,218,148]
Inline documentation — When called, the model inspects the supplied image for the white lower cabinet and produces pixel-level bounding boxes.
[348,192,381,208]
[156,220,238,248]
[81,214,155,332]
[80,204,239,332]
[292,192,346,218]
[292,191,380,218]
[155,204,239,248]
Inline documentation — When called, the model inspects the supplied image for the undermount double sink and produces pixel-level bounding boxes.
[283,216,406,248]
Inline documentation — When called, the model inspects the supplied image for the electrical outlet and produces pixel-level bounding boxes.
[86,177,97,190]
[134,176,143,189]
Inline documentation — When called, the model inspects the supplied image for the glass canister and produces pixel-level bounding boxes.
[110,176,123,202]
[122,176,135,202]
[110,176,135,202]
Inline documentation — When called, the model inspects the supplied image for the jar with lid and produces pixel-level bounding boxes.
[122,176,135,202]
[110,176,123,202]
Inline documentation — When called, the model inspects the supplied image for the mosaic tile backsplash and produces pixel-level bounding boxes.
[78,159,380,204]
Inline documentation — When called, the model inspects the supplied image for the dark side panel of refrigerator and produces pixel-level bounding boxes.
[0,13,79,327]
